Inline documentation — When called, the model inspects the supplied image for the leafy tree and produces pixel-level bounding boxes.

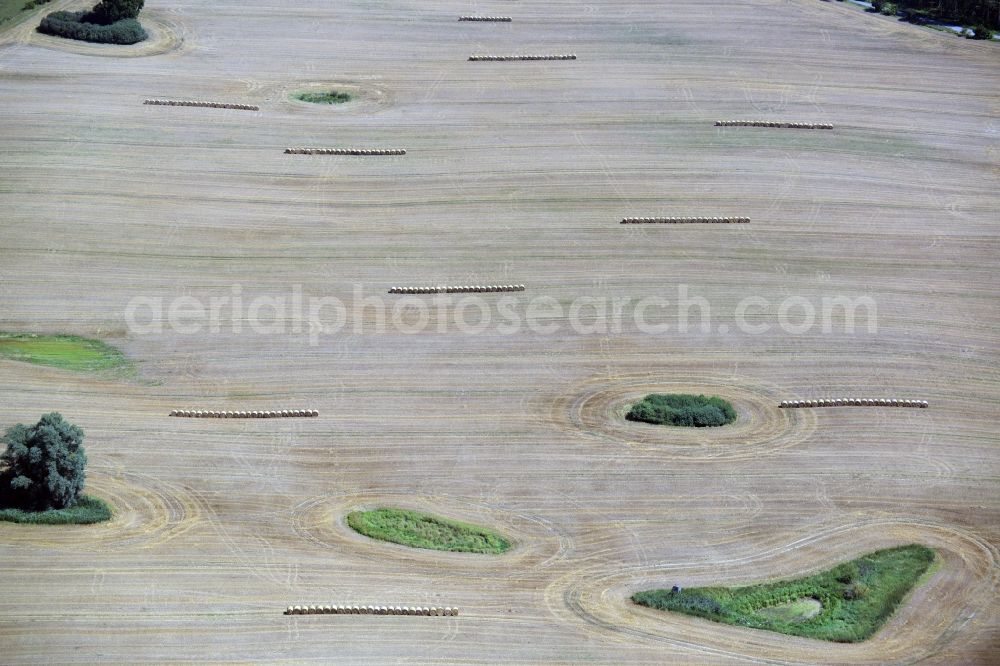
[0,413,87,511]
[84,0,143,25]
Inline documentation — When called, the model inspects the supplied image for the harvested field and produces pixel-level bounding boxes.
[0,0,998,664]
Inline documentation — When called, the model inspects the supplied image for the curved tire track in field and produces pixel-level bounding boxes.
[0,468,202,551]
[290,491,574,576]
[551,373,818,460]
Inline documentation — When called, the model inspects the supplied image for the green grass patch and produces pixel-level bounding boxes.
[293,90,352,105]
[0,0,51,28]
[346,508,512,554]
[0,333,132,375]
[757,597,823,623]
[626,393,736,427]
[0,495,112,524]
[632,544,936,642]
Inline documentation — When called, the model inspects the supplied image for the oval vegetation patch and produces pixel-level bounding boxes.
[292,90,352,104]
[0,333,132,375]
[346,508,512,554]
[626,393,736,427]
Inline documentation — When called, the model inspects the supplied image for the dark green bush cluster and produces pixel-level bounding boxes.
[38,11,147,44]
[23,0,54,10]
[0,495,111,524]
[632,544,936,642]
[37,0,146,45]
[625,394,736,428]
[294,91,352,105]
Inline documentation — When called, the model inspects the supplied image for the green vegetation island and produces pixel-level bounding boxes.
[632,544,936,642]
[851,0,995,39]
[0,333,132,375]
[347,508,512,554]
[625,394,737,428]
[37,0,147,45]
[0,413,111,525]
[293,90,352,105]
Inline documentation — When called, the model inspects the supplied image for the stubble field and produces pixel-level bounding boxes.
[0,0,998,663]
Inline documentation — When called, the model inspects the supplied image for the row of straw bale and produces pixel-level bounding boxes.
[469,54,576,61]
[170,410,319,418]
[284,148,406,156]
[621,217,750,224]
[779,399,928,408]
[715,120,833,129]
[388,285,526,294]
[285,605,458,616]
[144,99,258,111]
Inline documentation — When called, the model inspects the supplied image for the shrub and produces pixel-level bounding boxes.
[833,561,859,584]
[626,394,737,428]
[632,590,726,618]
[23,0,55,10]
[37,10,147,45]
[0,494,111,524]
[968,25,993,39]
[843,582,870,600]
[0,413,87,511]
[868,0,898,14]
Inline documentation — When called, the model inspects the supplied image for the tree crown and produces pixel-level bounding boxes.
[1,413,87,511]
